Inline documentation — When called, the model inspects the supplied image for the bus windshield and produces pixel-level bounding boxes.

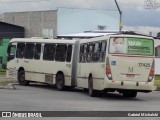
[109,37,154,56]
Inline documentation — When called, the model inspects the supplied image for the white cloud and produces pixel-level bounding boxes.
[0,0,117,13]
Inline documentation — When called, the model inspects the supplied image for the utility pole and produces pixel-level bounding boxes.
[114,0,122,33]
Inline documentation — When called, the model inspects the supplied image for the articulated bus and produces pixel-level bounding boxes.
[7,34,155,98]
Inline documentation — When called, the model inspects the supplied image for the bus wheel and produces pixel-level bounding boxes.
[88,76,97,97]
[18,70,30,86]
[122,91,137,98]
[56,73,65,91]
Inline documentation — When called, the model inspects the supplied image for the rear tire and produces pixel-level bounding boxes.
[88,76,97,97]
[18,70,30,86]
[56,73,65,91]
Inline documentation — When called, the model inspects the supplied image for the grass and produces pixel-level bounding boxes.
[0,70,6,77]
[155,75,160,80]
[154,75,160,86]
[0,80,17,86]
[154,80,160,87]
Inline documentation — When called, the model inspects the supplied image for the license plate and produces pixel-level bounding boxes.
[126,74,135,78]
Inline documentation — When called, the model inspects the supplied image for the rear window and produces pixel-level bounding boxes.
[109,37,154,56]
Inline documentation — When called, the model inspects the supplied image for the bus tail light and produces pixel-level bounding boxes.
[106,57,112,80]
[148,62,154,82]
[106,65,112,80]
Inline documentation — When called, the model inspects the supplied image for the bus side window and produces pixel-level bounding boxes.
[99,41,106,62]
[79,45,84,63]
[34,44,41,60]
[92,42,100,62]
[16,43,25,58]
[55,45,67,62]
[24,43,35,59]
[66,45,72,62]
[155,46,160,57]
[87,43,94,63]
[43,44,56,61]
[7,44,16,61]
[83,44,88,63]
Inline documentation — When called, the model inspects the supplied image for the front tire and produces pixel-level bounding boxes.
[18,70,30,86]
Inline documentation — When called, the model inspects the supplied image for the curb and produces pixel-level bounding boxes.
[0,83,16,90]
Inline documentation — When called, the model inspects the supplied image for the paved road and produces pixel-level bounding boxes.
[0,83,160,120]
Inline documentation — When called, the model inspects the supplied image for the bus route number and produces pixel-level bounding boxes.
[138,63,151,68]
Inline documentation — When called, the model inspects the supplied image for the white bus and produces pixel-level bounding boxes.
[7,34,155,98]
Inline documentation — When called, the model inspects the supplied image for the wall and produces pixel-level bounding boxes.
[3,10,57,38]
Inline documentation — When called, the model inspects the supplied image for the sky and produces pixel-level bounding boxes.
[0,0,160,27]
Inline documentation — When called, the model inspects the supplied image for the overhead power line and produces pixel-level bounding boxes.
[0,0,52,3]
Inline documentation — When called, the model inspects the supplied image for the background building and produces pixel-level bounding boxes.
[124,26,160,37]
[1,8,120,38]
[3,10,57,38]
[0,21,24,38]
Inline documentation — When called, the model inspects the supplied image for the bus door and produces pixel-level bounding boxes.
[7,42,17,78]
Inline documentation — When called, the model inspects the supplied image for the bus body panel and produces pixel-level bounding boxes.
[77,62,106,89]
[109,55,153,82]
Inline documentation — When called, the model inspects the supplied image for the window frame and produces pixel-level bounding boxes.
[34,43,41,60]
[43,44,56,61]
[55,44,67,62]
[24,43,35,59]
[16,42,25,58]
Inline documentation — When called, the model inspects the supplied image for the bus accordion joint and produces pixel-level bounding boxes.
[148,61,154,82]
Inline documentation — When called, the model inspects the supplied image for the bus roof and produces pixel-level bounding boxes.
[57,32,116,39]
[10,38,77,44]
[10,32,154,44]
[57,31,155,40]
[78,34,154,44]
